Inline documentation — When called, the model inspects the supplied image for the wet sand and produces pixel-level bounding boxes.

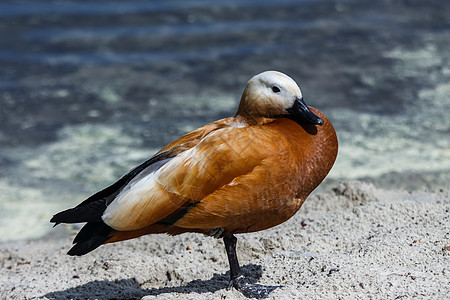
[1,182,449,299]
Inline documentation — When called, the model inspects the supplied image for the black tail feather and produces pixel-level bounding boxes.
[67,222,113,256]
[50,200,106,225]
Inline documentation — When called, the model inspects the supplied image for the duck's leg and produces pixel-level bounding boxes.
[223,235,280,299]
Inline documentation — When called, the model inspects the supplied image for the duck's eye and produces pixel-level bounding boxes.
[271,86,281,93]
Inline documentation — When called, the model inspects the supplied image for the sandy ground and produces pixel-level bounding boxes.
[1,181,449,299]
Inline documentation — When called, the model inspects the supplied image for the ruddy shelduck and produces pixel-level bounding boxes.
[51,71,338,298]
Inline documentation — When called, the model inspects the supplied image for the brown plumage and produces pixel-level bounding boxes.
[106,111,336,242]
[51,71,338,298]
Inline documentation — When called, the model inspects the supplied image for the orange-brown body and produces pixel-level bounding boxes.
[107,107,337,243]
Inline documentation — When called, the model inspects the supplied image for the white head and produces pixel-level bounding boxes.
[236,71,323,125]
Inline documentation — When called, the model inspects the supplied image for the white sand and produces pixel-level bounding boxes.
[1,181,449,299]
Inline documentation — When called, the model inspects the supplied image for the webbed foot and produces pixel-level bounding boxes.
[229,275,280,299]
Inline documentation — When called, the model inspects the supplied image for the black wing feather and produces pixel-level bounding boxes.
[67,222,114,256]
[50,150,174,225]
[50,149,180,256]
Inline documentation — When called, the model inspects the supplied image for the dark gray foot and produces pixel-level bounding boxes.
[223,235,280,298]
[229,275,280,299]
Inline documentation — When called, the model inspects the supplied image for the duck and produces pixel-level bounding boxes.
[51,71,338,298]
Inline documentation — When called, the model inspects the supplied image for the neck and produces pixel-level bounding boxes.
[234,114,277,126]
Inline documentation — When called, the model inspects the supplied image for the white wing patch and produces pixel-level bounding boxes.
[102,171,163,231]
[100,152,195,231]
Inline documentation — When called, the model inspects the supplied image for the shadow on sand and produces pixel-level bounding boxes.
[42,264,266,299]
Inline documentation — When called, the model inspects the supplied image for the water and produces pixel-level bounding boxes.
[0,0,449,242]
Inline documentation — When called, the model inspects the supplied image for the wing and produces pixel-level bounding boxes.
[101,121,277,231]
[51,118,234,227]
[50,150,175,225]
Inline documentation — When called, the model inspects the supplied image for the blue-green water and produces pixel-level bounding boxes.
[0,0,449,242]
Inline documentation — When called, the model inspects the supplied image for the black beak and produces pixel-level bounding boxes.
[286,98,323,125]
